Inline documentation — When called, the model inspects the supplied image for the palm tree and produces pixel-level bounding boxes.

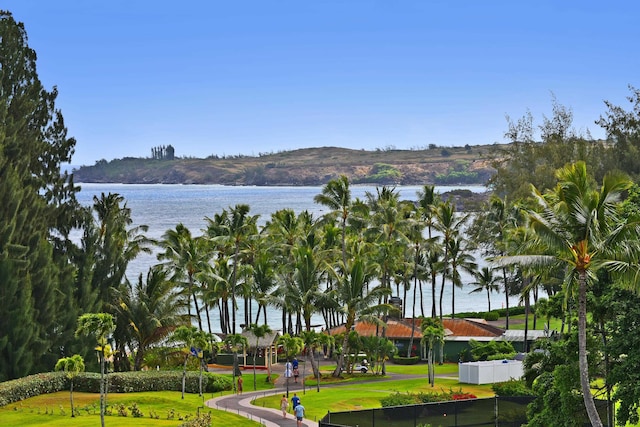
[224,333,249,393]
[291,243,325,333]
[157,224,209,331]
[206,204,258,334]
[90,193,152,309]
[447,236,477,318]
[434,200,465,321]
[249,237,277,325]
[424,241,443,318]
[330,246,391,377]
[203,254,234,334]
[171,326,210,399]
[314,175,352,266]
[264,209,304,334]
[469,266,502,312]
[76,313,115,427]
[113,266,188,370]
[416,185,441,316]
[469,194,522,328]
[421,317,444,387]
[247,323,272,389]
[507,161,639,427]
[365,186,410,302]
[277,334,304,397]
[301,330,334,391]
[54,354,85,417]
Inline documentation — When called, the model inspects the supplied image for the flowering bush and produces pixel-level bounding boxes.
[452,392,477,400]
[381,388,477,406]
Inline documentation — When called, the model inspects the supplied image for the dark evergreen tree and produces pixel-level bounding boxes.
[0,11,82,379]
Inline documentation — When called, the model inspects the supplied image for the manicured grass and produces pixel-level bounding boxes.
[0,391,261,426]
[316,362,459,377]
[385,362,459,376]
[503,313,564,332]
[253,376,495,422]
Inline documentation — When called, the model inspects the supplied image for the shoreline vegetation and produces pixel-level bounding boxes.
[72,145,496,187]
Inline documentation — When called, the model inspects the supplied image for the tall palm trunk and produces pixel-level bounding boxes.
[333,333,349,377]
[188,274,203,331]
[181,354,188,399]
[431,270,437,318]
[502,266,510,329]
[577,271,602,427]
[99,351,105,427]
[308,346,319,378]
[408,264,418,358]
[69,379,75,417]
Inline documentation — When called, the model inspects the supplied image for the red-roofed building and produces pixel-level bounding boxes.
[328,317,507,362]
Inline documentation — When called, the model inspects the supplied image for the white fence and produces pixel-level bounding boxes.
[458,360,523,384]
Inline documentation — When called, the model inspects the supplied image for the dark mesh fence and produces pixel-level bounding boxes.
[319,396,611,427]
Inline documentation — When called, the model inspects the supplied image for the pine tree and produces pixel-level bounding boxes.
[0,11,81,379]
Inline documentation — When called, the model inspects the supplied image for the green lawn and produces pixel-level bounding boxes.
[254,373,495,422]
[313,361,458,377]
[504,313,564,331]
[0,390,261,426]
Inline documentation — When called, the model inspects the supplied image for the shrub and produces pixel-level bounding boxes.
[483,311,500,321]
[104,371,231,393]
[492,379,532,396]
[417,391,451,403]
[470,339,516,361]
[382,388,477,407]
[452,392,477,400]
[0,371,232,407]
[380,392,418,407]
[487,353,516,361]
[0,372,68,407]
[180,412,212,427]
[392,356,420,365]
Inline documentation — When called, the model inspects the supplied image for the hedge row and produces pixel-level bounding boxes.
[392,356,420,365]
[0,371,232,408]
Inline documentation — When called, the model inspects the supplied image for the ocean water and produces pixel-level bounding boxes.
[74,183,520,331]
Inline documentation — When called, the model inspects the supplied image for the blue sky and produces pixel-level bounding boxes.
[4,1,639,166]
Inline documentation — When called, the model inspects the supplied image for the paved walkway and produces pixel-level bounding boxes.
[204,360,433,426]
[205,369,319,427]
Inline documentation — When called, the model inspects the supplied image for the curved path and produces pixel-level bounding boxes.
[205,362,441,426]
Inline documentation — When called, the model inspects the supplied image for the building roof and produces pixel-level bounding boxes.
[501,329,548,341]
[328,319,422,339]
[327,317,505,340]
[240,330,280,349]
[442,318,505,338]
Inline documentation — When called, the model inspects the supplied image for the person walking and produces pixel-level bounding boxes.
[285,360,293,381]
[292,357,300,383]
[237,374,243,394]
[294,402,305,427]
[291,392,300,411]
[280,394,289,418]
